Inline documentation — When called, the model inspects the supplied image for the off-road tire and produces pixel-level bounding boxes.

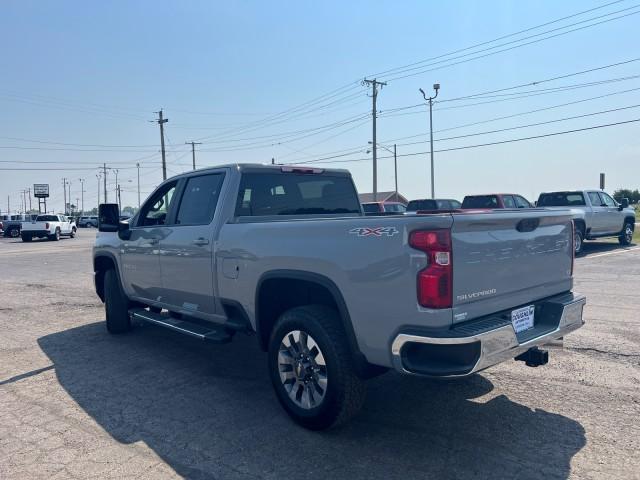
[268,305,366,430]
[104,269,131,334]
[619,220,634,246]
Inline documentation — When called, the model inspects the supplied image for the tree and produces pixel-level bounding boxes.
[613,188,640,204]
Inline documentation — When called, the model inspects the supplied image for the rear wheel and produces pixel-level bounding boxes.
[21,234,32,242]
[268,305,366,430]
[48,229,60,241]
[104,269,131,333]
[70,227,76,238]
[619,221,634,246]
[9,227,20,238]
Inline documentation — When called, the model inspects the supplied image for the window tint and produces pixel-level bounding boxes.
[383,203,406,213]
[502,196,516,208]
[587,192,603,206]
[514,196,531,208]
[600,192,616,207]
[450,200,462,209]
[236,173,361,216]
[138,182,177,227]
[176,174,225,225]
[362,203,379,213]
[462,195,499,209]
[436,200,449,209]
[407,199,436,211]
[37,215,58,221]
[537,192,585,206]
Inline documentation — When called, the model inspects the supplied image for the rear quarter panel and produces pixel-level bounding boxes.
[216,214,453,366]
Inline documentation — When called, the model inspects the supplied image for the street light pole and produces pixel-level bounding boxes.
[420,83,440,199]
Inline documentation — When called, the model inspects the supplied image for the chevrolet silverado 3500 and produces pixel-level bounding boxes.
[93,164,585,429]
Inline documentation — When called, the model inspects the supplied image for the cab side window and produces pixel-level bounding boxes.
[502,195,516,208]
[587,192,604,206]
[514,196,531,208]
[137,182,177,227]
[600,192,616,207]
[175,174,225,225]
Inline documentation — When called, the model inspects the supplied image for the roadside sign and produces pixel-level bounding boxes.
[33,184,49,198]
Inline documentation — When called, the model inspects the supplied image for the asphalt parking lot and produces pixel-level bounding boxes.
[1,232,638,479]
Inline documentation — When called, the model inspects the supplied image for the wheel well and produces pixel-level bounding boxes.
[573,218,586,234]
[256,277,341,351]
[624,216,635,226]
[94,255,117,302]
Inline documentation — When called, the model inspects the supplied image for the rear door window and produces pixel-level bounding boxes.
[502,196,516,208]
[588,192,604,206]
[236,172,361,216]
[175,173,225,225]
[462,195,499,209]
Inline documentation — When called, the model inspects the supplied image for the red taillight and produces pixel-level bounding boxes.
[409,229,452,309]
[45,222,50,230]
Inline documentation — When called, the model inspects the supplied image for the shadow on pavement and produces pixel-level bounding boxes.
[579,240,637,257]
[38,322,585,480]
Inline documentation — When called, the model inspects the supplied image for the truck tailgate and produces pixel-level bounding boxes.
[450,210,573,323]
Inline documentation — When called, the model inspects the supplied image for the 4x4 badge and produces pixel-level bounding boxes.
[349,227,399,237]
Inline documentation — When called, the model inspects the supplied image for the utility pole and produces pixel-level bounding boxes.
[117,184,121,210]
[420,83,440,199]
[155,109,169,180]
[363,78,386,201]
[185,141,202,170]
[113,169,119,201]
[102,163,108,203]
[78,178,85,216]
[67,180,72,214]
[62,178,67,215]
[27,188,32,212]
[136,163,141,209]
[96,174,102,210]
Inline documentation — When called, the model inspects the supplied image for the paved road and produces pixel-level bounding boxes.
[0,232,638,479]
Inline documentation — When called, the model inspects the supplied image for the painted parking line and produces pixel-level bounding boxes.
[584,246,640,259]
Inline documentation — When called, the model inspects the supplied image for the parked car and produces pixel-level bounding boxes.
[93,163,585,429]
[537,190,636,254]
[2,214,38,238]
[78,216,99,228]
[406,198,461,213]
[21,214,77,241]
[362,201,407,215]
[462,194,533,209]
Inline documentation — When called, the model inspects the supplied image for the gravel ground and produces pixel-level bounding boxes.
[0,232,638,479]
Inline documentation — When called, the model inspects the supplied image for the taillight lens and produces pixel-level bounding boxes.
[409,229,453,308]
[45,222,50,230]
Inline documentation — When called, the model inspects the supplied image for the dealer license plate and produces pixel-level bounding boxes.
[511,305,535,334]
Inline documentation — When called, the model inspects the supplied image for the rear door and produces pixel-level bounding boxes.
[157,172,226,317]
[450,210,573,323]
[586,191,608,234]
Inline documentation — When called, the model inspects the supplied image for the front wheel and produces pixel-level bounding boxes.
[619,221,634,246]
[9,227,20,238]
[268,305,366,430]
[574,229,584,255]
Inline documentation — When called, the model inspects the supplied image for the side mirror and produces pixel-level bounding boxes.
[619,198,629,209]
[98,203,120,232]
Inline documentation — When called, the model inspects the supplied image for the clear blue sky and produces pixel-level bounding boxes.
[1,0,638,213]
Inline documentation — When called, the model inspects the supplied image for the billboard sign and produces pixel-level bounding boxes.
[33,184,50,198]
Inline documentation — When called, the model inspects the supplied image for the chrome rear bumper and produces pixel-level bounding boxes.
[391,293,586,377]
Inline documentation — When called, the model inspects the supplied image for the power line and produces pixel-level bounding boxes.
[379,4,640,82]
[292,118,640,165]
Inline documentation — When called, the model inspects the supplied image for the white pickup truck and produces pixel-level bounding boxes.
[21,214,77,242]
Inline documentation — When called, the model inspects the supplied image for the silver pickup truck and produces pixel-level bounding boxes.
[93,164,585,429]
[537,190,636,254]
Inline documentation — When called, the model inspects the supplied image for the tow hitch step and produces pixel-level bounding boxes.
[515,347,549,367]
[129,308,233,344]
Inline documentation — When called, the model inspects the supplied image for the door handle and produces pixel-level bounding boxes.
[193,238,209,246]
